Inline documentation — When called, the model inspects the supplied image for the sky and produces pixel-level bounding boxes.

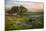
[5,0,44,12]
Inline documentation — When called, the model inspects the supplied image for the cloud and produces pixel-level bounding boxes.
[5,0,43,12]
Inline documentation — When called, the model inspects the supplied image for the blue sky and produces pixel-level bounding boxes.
[5,0,43,4]
[5,0,13,4]
[5,0,43,12]
[5,0,32,4]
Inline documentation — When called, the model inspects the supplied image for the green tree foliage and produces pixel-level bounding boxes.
[7,6,27,15]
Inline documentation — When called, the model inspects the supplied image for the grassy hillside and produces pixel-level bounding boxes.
[5,12,44,30]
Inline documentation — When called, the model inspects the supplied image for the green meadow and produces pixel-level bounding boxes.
[5,12,44,30]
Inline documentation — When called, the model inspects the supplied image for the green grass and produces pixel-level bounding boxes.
[5,12,44,30]
[5,15,32,30]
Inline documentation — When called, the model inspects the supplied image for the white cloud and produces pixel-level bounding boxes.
[11,0,43,2]
[5,0,44,12]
